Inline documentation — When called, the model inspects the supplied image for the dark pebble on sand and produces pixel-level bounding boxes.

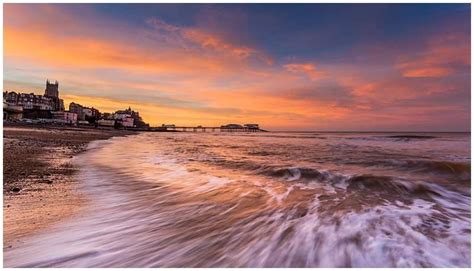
[11,187,21,193]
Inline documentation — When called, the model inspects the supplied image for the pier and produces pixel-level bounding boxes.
[150,124,267,132]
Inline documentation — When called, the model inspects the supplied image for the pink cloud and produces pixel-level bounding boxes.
[146,17,260,60]
[284,63,324,81]
[396,33,469,78]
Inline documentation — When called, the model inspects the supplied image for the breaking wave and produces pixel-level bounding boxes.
[4,132,470,267]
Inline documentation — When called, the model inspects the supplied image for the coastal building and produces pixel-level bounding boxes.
[83,108,93,117]
[3,99,8,120]
[3,80,150,129]
[69,102,82,116]
[101,112,113,120]
[114,107,149,128]
[4,91,53,110]
[4,91,52,119]
[113,112,131,120]
[69,102,100,122]
[3,80,65,118]
[3,98,23,120]
[97,119,115,127]
[51,111,78,124]
[95,107,148,129]
[121,117,134,127]
[78,120,91,125]
[112,111,135,127]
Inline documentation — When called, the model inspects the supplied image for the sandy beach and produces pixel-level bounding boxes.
[3,124,134,251]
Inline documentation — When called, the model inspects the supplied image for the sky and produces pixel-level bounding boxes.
[3,4,471,131]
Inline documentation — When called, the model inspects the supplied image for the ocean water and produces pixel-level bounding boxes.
[4,132,471,267]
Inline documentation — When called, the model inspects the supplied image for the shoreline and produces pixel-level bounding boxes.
[3,124,135,250]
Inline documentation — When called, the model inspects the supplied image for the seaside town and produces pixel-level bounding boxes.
[3,80,150,130]
[3,80,263,132]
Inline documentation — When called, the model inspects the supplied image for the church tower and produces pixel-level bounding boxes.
[43,79,64,111]
[44,80,59,98]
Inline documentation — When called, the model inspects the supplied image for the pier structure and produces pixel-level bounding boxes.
[151,124,265,132]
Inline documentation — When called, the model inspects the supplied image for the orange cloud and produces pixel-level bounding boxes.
[5,7,269,80]
[402,67,454,78]
[4,27,244,76]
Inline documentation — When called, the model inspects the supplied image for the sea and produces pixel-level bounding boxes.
[4,131,471,267]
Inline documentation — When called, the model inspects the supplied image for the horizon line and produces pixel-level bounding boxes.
[266,130,471,133]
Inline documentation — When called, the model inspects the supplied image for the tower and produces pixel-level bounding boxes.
[44,80,59,98]
[44,79,64,111]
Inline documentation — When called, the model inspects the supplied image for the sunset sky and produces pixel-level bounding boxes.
[4,4,471,131]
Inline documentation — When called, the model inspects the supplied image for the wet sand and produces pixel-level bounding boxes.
[3,124,134,250]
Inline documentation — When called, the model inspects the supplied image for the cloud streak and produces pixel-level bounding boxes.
[284,63,324,81]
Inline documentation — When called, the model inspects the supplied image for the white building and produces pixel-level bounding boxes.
[113,113,130,120]
[82,108,93,117]
[112,112,134,127]
[121,117,134,127]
